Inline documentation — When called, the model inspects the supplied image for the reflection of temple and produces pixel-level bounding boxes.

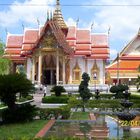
[106,30,140,85]
[47,115,109,140]
[4,0,109,85]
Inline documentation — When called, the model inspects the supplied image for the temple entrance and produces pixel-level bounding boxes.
[42,54,62,85]
[43,69,56,85]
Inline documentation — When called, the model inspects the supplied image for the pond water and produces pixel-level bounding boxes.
[45,115,140,139]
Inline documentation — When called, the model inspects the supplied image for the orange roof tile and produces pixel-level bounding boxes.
[6,35,23,48]
[91,48,109,54]
[66,26,76,40]
[5,49,21,55]
[76,30,91,44]
[76,44,91,50]
[22,44,34,51]
[107,60,140,70]
[75,50,91,55]
[23,29,38,44]
[91,34,108,47]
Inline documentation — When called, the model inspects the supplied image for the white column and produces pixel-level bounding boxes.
[32,57,35,84]
[56,48,59,85]
[38,53,42,85]
[63,56,66,84]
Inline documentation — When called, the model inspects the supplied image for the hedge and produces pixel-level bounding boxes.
[38,106,70,120]
[42,96,69,104]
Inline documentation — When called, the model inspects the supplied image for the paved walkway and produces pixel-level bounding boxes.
[32,93,44,108]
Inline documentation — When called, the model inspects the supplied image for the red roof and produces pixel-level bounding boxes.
[91,34,108,47]
[76,30,91,44]
[107,60,140,70]
[23,29,38,44]
[4,24,109,61]
[6,35,23,48]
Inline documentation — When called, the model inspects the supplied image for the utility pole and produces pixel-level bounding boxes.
[117,53,120,85]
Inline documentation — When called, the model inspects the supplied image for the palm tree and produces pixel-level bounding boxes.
[0,73,35,110]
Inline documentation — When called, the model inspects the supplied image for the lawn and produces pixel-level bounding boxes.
[70,112,89,120]
[0,120,48,140]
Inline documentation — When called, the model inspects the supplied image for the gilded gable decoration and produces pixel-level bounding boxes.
[72,60,81,84]
[91,60,100,84]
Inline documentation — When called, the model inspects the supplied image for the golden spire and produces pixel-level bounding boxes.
[53,0,67,29]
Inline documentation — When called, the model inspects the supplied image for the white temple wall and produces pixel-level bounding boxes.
[87,59,104,84]
[69,57,105,84]
[26,58,32,80]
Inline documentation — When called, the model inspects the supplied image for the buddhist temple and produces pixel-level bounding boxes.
[106,29,140,85]
[4,0,109,86]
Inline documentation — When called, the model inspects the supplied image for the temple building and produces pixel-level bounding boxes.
[106,30,140,85]
[4,0,109,86]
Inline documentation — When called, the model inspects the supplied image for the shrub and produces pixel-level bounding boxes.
[110,84,129,99]
[2,104,37,123]
[42,96,69,104]
[38,106,70,120]
[79,73,92,112]
[51,86,66,96]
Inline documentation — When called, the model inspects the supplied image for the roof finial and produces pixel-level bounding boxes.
[47,10,50,21]
[53,0,67,29]
[56,0,60,6]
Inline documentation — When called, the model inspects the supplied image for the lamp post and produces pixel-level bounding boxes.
[93,73,97,91]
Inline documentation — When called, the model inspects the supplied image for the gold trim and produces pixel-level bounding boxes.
[90,60,100,84]
[72,60,81,84]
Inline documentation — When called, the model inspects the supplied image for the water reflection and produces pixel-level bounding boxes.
[45,115,140,139]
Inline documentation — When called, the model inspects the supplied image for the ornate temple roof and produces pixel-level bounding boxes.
[4,0,109,61]
[53,0,67,29]
[106,30,140,79]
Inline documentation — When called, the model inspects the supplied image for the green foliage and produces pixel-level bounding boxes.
[0,58,11,75]
[0,73,35,110]
[110,84,129,99]
[79,73,92,102]
[2,104,37,123]
[0,120,47,140]
[0,39,4,56]
[38,106,70,120]
[135,75,140,91]
[67,96,83,108]
[51,86,66,96]
[79,73,92,112]
[0,39,11,75]
[42,96,69,103]
[70,112,89,120]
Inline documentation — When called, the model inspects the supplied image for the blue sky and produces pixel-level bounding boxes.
[0,0,140,60]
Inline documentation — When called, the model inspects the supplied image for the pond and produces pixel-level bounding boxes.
[45,115,140,139]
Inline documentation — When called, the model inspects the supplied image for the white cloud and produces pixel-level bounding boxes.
[86,0,140,41]
[0,0,55,28]
[66,18,76,27]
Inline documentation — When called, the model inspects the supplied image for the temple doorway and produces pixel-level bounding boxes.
[43,69,56,85]
[42,54,62,85]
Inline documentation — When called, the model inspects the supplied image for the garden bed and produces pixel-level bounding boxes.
[42,96,69,104]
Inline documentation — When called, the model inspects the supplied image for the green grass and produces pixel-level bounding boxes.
[0,120,48,140]
[70,112,89,120]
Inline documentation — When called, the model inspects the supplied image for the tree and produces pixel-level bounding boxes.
[79,72,92,112]
[0,73,35,110]
[135,75,140,91]
[0,39,11,75]
[110,84,129,99]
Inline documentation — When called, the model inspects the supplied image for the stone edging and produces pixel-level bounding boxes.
[35,119,55,138]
